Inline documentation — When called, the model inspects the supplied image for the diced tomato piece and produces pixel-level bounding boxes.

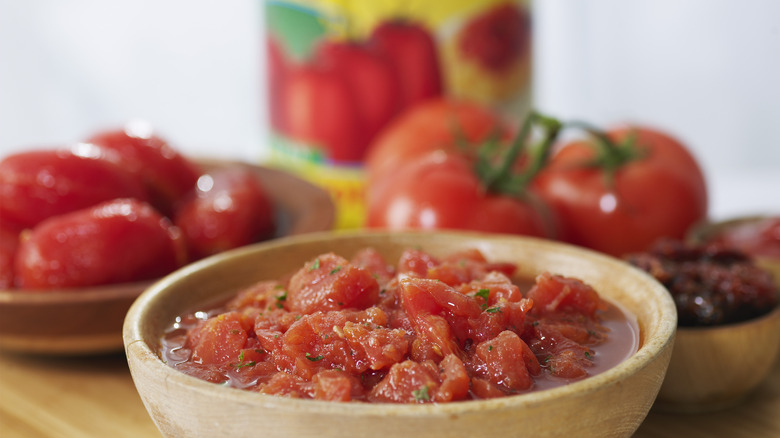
[227,281,286,311]
[257,371,313,398]
[368,360,440,403]
[287,253,380,313]
[527,272,605,317]
[435,354,470,402]
[350,247,395,286]
[397,248,439,276]
[470,330,539,391]
[313,369,364,401]
[191,312,248,365]
[524,321,594,379]
[341,321,409,370]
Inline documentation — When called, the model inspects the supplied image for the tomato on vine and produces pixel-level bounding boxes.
[366,111,561,238]
[532,125,708,256]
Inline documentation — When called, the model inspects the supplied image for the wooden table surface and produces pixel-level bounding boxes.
[1,350,778,438]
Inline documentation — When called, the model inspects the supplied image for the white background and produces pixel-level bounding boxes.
[1,0,778,220]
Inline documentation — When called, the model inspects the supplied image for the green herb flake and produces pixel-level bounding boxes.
[305,353,324,362]
[584,351,592,359]
[412,385,430,402]
[488,345,494,352]
[475,288,490,310]
[329,266,342,275]
[485,306,502,313]
[309,258,321,271]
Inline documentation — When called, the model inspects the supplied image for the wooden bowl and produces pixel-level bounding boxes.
[0,161,334,355]
[654,304,780,413]
[124,230,677,438]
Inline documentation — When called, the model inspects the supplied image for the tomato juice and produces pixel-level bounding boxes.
[263,0,532,229]
[160,247,639,403]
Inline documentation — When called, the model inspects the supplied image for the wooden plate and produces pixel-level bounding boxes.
[0,159,334,355]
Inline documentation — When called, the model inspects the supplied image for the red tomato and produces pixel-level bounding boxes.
[364,98,515,189]
[15,198,186,289]
[0,148,148,228]
[314,39,401,145]
[86,123,202,215]
[370,20,442,108]
[532,126,708,256]
[458,2,531,73]
[174,167,275,260]
[267,35,289,133]
[0,220,22,288]
[282,62,368,162]
[366,152,555,238]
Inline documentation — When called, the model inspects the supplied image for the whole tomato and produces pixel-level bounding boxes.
[174,167,275,260]
[0,219,21,288]
[0,148,148,228]
[364,98,515,189]
[532,126,708,256]
[366,152,554,238]
[86,122,202,215]
[282,62,368,162]
[370,20,442,108]
[314,39,401,145]
[15,198,186,289]
[367,112,561,238]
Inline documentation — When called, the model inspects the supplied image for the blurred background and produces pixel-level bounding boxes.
[1,0,778,220]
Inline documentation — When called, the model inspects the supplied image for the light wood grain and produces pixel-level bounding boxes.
[1,346,779,437]
[0,352,159,438]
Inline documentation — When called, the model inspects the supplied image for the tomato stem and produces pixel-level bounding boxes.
[476,111,562,197]
[564,120,647,187]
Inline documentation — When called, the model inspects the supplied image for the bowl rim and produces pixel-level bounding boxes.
[124,229,678,417]
[675,301,780,333]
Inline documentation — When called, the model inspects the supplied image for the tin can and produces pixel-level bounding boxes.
[264,0,532,229]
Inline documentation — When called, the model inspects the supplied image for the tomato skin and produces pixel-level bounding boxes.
[364,98,513,189]
[267,35,289,133]
[532,126,708,256]
[0,219,22,288]
[174,167,275,261]
[86,125,202,215]
[367,152,554,238]
[370,20,442,108]
[15,198,186,289]
[314,40,401,146]
[0,149,148,228]
[282,62,368,162]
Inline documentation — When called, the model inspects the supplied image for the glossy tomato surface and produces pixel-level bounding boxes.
[533,126,708,256]
[364,98,514,189]
[86,123,201,214]
[15,198,186,289]
[314,39,401,146]
[174,167,275,261]
[0,219,21,288]
[367,152,554,238]
[0,149,148,228]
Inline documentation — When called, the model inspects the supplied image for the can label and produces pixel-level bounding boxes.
[264,0,532,229]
